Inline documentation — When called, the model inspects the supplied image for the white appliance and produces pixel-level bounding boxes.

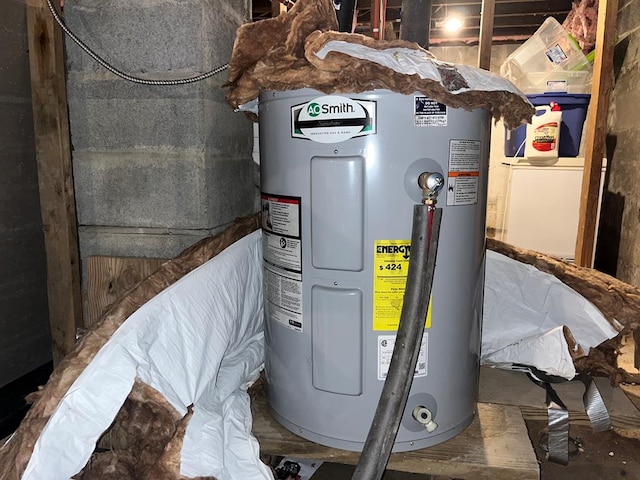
[501,157,606,262]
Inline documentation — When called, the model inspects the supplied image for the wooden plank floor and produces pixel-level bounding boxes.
[479,366,640,430]
[252,394,539,480]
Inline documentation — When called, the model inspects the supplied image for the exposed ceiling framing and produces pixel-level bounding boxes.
[252,0,575,46]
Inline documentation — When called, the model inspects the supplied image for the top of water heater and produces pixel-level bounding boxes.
[225,0,535,129]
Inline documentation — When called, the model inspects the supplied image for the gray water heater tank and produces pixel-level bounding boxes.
[260,88,490,452]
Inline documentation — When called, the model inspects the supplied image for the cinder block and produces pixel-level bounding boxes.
[201,0,250,67]
[64,0,255,292]
[77,225,221,260]
[66,79,246,151]
[618,0,640,40]
[73,149,256,229]
[65,0,247,76]
[66,80,210,150]
[611,53,640,126]
[74,150,211,228]
[64,0,204,74]
[606,127,640,195]
[204,95,254,154]
[205,154,256,225]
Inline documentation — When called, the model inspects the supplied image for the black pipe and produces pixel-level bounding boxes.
[335,0,358,33]
[399,0,432,49]
[351,205,442,480]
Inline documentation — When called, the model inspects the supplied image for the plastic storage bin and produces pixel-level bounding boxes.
[518,70,591,94]
[504,93,590,158]
[500,17,592,89]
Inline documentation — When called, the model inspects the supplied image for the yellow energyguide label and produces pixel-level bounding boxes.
[373,240,432,331]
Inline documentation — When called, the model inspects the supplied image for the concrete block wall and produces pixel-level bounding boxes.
[596,0,640,284]
[64,0,255,317]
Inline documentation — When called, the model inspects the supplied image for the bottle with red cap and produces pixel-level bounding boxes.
[525,101,562,160]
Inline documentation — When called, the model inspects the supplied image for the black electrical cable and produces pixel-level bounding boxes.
[351,205,442,480]
[45,0,228,85]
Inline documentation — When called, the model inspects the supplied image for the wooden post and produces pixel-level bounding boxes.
[26,0,83,364]
[477,0,495,70]
[575,0,618,266]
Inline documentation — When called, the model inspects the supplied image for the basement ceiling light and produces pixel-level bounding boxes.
[444,16,464,33]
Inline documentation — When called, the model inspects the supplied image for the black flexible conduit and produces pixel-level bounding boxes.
[351,205,442,480]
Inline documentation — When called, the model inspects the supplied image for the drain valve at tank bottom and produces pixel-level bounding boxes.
[412,406,438,433]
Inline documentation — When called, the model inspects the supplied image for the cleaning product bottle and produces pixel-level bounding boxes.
[525,102,562,160]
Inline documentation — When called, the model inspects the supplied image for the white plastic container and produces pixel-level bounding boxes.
[525,103,562,159]
[500,17,592,89]
[519,70,591,94]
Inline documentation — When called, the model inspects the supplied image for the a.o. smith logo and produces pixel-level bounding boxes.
[292,95,376,143]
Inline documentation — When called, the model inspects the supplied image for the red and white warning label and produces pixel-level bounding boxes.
[262,193,304,332]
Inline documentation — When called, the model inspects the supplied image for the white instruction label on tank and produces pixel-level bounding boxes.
[262,193,304,331]
[291,95,377,143]
[264,265,303,332]
[263,233,302,272]
[414,96,447,127]
[377,333,428,380]
[446,139,481,206]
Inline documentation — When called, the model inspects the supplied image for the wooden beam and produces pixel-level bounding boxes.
[26,0,83,363]
[477,0,496,70]
[575,0,618,266]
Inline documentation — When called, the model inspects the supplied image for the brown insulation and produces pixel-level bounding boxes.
[487,238,640,384]
[225,0,535,129]
[563,0,599,53]
[0,214,261,480]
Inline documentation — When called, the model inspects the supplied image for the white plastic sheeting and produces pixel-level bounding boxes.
[21,233,620,478]
[482,250,619,379]
[314,40,527,96]
[23,230,273,480]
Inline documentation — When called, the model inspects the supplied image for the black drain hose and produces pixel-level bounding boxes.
[351,205,442,480]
